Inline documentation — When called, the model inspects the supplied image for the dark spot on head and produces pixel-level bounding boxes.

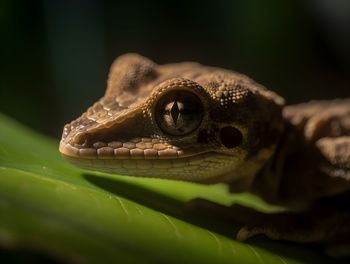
[219,126,243,148]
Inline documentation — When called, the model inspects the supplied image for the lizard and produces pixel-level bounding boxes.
[59,53,350,256]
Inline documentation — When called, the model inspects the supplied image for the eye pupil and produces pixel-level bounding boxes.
[155,90,203,136]
[170,100,180,125]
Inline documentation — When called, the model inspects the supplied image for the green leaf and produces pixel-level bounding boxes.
[0,113,336,263]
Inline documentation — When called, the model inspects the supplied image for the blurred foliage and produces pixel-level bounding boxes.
[0,0,349,137]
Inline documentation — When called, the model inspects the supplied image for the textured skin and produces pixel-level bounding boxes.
[60,54,350,254]
[60,53,284,185]
[252,99,350,208]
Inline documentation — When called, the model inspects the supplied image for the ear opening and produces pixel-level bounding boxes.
[219,126,243,148]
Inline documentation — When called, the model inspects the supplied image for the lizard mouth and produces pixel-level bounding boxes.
[59,139,242,181]
[59,136,192,160]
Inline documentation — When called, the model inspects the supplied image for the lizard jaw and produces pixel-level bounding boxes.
[59,139,246,182]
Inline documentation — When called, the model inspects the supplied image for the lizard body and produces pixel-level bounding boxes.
[59,54,350,255]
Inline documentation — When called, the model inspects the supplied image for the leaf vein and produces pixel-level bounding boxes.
[247,245,264,264]
[207,231,223,256]
[114,196,131,222]
[160,213,182,239]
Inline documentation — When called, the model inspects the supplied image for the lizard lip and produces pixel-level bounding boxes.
[59,140,239,182]
[59,140,201,160]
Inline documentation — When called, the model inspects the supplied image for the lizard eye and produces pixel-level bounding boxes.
[155,90,203,136]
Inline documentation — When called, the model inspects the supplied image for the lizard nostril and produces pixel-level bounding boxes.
[219,126,243,148]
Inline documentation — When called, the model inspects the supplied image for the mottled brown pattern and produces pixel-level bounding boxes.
[60,53,284,183]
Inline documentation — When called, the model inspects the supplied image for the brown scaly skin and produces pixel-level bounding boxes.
[60,53,284,184]
[60,53,350,256]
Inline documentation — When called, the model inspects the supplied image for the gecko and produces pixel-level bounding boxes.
[59,53,350,256]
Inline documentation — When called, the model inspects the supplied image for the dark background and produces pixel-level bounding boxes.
[1,0,349,138]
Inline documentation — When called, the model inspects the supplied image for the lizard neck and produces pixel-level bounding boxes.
[250,115,345,210]
[249,119,310,209]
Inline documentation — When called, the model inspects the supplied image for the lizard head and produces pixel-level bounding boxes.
[60,53,285,186]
